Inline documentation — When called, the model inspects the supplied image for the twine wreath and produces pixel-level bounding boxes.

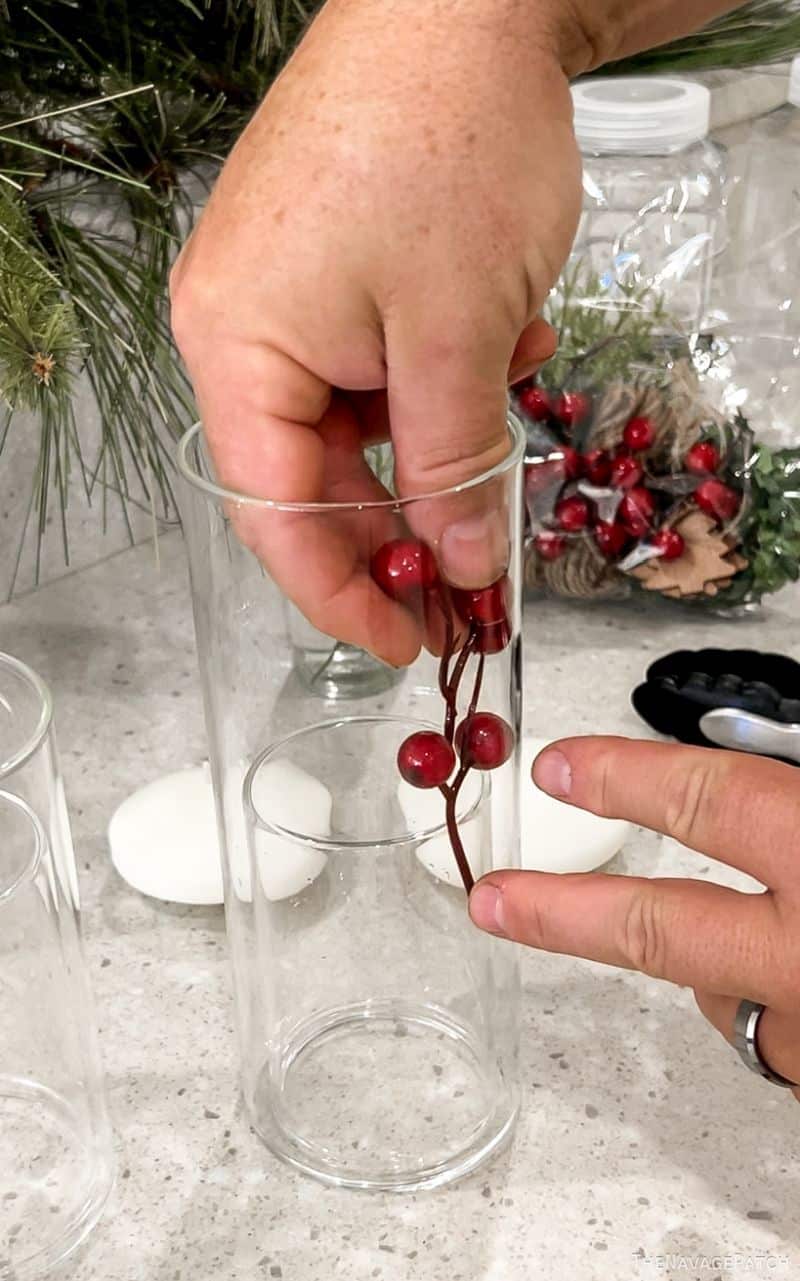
[524,360,751,603]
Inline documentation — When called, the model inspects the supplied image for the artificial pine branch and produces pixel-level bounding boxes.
[540,265,671,392]
[0,0,797,590]
[604,1,800,74]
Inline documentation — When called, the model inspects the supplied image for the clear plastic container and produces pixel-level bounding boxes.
[571,77,726,330]
[714,56,800,344]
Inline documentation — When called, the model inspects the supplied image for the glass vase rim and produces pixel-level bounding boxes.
[0,650,53,779]
[177,415,526,513]
[0,788,45,903]
[244,714,489,851]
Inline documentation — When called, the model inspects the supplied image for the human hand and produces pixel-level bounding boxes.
[170,0,580,664]
[469,737,800,1099]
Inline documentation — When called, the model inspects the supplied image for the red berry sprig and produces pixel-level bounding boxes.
[397,732,456,789]
[370,539,438,602]
[519,385,553,422]
[583,449,612,486]
[594,520,628,559]
[609,454,644,491]
[373,540,515,893]
[693,478,740,523]
[555,494,591,532]
[685,441,720,475]
[618,487,656,537]
[554,391,591,429]
[525,375,751,595]
[623,416,656,452]
[455,713,514,771]
[650,528,685,561]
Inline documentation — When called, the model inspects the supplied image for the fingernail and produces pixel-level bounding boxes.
[533,749,572,798]
[440,512,509,588]
[469,883,506,936]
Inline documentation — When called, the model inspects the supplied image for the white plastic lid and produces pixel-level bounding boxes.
[572,77,711,154]
[790,54,800,108]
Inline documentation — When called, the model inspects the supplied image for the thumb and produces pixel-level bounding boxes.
[385,310,554,588]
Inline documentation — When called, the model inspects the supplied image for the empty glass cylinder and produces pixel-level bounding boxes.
[0,652,113,1278]
[178,417,525,1191]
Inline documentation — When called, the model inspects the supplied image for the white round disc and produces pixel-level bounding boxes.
[523,736,631,874]
[108,764,224,905]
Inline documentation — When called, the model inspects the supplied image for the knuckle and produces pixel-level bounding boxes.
[517,888,549,950]
[169,260,220,356]
[619,890,668,978]
[662,760,714,851]
[397,435,509,494]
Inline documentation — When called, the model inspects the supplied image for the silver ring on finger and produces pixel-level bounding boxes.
[733,999,797,1089]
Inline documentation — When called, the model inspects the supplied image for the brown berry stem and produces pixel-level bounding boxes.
[439,765,474,895]
[435,584,456,703]
[467,652,485,720]
[444,626,476,743]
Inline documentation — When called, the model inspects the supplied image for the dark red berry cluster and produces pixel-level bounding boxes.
[518,383,742,576]
[371,539,515,893]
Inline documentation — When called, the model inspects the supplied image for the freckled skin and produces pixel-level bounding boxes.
[170,0,742,670]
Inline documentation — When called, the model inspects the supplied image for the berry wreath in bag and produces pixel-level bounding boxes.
[518,272,800,611]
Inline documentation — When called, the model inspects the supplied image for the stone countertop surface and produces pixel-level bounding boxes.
[2,529,799,1281]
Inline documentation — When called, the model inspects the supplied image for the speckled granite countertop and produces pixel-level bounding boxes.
[2,530,798,1281]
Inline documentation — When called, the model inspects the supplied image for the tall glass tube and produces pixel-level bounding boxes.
[0,653,113,1278]
[178,416,525,1191]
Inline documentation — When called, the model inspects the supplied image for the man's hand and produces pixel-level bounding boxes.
[171,0,744,663]
[171,0,579,663]
[469,737,800,1099]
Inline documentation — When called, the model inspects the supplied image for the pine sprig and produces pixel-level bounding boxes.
[0,193,83,412]
[540,265,672,392]
[605,2,800,75]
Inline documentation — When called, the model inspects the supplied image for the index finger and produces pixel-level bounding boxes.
[182,337,422,666]
[470,869,783,1002]
[532,736,800,892]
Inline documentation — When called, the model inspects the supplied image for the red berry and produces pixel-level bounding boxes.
[651,528,685,561]
[694,479,740,523]
[555,494,591,532]
[685,441,721,475]
[623,416,656,452]
[397,731,455,789]
[534,531,566,561]
[453,577,510,626]
[472,620,512,655]
[583,449,612,487]
[455,713,514,771]
[453,577,512,654]
[519,385,553,421]
[593,521,628,559]
[609,454,644,491]
[554,391,591,429]
[371,539,438,602]
[618,487,656,537]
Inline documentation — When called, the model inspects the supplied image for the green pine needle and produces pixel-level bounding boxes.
[606,2,800,74]
[540,264,671,392]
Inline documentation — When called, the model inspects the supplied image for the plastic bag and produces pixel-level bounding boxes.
[518,272,800,610]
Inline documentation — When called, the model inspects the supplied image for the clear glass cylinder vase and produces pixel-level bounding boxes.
[177,418,525,1191]
[0,653,113,1278]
